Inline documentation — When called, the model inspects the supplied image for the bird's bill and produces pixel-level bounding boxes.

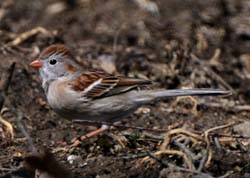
[30,59,42,68]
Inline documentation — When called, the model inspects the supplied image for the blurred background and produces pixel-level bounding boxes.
[0,0,250,178]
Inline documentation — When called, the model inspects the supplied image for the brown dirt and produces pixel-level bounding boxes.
[0,0,250,177]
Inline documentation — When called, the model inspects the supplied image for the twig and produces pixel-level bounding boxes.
[197,150,208,172]
[214,137,222,149]
[73,119,167,132]
[161,128,202,150]
[142,121,248,176]
[213,133,250,139]
[4,27,53,48]
[203,122,240,146]
[143,132,164,140]
[0,62,16,140]
[146,152,213,178]
[0,62,16,93]
[74,120,250,140]
[218,171,234,178]
[203,122,239,168]
[174,140,198,161]
[199,101,250,113]
[16,111,37,154]
[191,53,234,92]
[13,110,73,178]
[154,149,194,169]
[0,62,16,109]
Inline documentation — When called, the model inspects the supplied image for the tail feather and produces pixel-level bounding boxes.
[152,89,231,98]
[134,89,231,104]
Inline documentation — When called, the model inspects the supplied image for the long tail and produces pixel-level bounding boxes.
[133,89,231,104]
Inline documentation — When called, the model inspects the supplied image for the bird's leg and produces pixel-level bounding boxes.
[81,125,109,139]
[71,125,109,147]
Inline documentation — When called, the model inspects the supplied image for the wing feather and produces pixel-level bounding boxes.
[70,70,151,99]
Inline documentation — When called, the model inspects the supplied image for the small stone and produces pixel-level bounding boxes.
[233,121,250,146]
[233,122,250,137]
[67,155,82,165]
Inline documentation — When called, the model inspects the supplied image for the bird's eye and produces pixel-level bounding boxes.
[49,59,57,65]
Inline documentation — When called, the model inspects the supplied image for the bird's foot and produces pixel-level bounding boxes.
[70,125,109,147]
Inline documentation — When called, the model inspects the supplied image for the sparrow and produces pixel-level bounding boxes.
[30,44,230,139]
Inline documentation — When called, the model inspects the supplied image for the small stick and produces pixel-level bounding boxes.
[5,27,53,47]
[154,149,194,169]
[191,53,234,92]
[73,119,167,132]
[161,128,202,150]
[199,101,250,113]
[143,132,164,140]
[203,122,240,146]
[73,120,250,140]
[14,111,73,178]
[174,140,198,161]
[218,171,234,178]
[16,111,37,154]
[214,137,222,149]
[0,62,16,139]
[146,152,213,178]
[197,150,208,172]
[203,122,239,167]
[205,148,213,169]
[0,62,16,93]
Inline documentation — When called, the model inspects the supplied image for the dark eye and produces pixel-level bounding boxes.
[49,59,57,65]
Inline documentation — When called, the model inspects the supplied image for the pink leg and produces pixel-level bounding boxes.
[81,125,109,139]
[71,125,109,147]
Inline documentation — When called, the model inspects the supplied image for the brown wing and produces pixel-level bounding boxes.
[70,70,151,99]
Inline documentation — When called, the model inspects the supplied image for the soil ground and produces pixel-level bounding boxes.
[0,0,250,178]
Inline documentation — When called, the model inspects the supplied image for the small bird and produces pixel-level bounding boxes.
[30,44,230,140]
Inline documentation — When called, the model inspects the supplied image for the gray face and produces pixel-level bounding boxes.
[39,53,68,82]
[39,53,81,92]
